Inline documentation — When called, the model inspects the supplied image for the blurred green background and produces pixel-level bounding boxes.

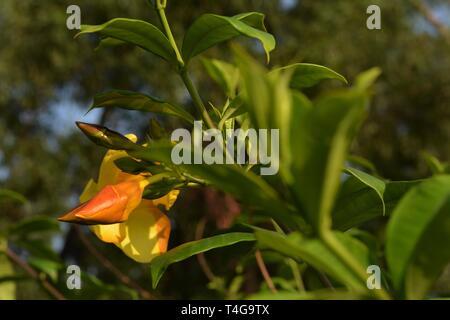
[0,0,449,299]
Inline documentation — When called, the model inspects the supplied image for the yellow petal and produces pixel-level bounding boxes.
[97,134,138,188]
[152,189,180,211]
[90,224,124,244]
[117,201,171,263]
[79,179,98,203]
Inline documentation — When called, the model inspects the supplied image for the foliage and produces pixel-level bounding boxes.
[1,0,449,300]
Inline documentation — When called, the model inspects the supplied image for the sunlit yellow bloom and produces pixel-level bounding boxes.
[58,134,178,263]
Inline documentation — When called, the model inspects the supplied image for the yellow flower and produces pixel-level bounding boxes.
[58,134,179,263]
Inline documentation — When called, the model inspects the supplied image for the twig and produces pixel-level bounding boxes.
[194,218,216,282]
[74,226,154,300]
[5,248,66,300]
[255,250,278,294]
[411,0,450,44]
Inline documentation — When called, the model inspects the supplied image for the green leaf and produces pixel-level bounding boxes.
[219,96,246,128]
[277,63,348,89]
[290,89,369,230]
[113,157,149,175]
[95,37,127,51]
[77,18,177,64]
[333,178,420,230]
[202,58,240,98]
[142,174,181,200]
[150,232,256,288]
[8,216,60,238]
[76,122,139,151]
[386,175,450,299]
[28,257,63,282]
[130,141,303,230]
[253,228,370,291]
[0,189,27,204]
[0,238,15,300]
[347,155,378,174]
[287,69,380,230]
[89,90,194,124]
[354,67,382,91]
[235,48,308,184]
[345,167,386,215]
[422,152,446,175]
[15,239,61,263]
[182,12,275,63]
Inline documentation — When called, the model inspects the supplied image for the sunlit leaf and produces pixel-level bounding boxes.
[386,175,450,299]
[253,228,370,291]
[89,90,194,124]
[77,18,177,64]
[150,232,256,288]
[182,12,275,63]
[276,63,348,89]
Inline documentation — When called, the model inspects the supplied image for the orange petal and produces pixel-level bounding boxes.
[58,180,144,225]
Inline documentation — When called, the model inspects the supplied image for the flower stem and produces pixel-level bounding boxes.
[180,70,216,129]
[155,1,215,129]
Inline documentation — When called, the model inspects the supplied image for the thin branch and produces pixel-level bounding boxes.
[74,226,154,300]
[255,250,278,294]
[411,0,450,43]
[194,217,216,282]
[6,248,66,300]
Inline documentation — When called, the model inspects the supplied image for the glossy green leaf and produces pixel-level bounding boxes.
[76,122,140,151]
[345,167,386,215]
[290,90,368,229]
[130,141,302,229]
[235,48,308,184]
[202,58,240,98]
[277,63,348,89]
[333,178,421,230]
[150,232,256,288]
[386,175,450,298]
[182,12,275,63]
[253,228,370,291]
[77,18,177,64]
[89,90,194,124]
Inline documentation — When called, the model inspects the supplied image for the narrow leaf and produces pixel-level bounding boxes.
[386,175,450,298]
[77,18,177,64]
[90,90,194,123]
[253,228,370,291]
[277,63,348,89]
[150,232,255,288]
[345,167,386,215]
[182,12,275,63]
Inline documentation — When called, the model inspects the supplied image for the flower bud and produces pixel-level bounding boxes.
[58,179,148,225]
[76,122,139,151]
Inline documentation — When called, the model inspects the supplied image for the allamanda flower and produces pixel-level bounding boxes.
[58,134,179,263]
